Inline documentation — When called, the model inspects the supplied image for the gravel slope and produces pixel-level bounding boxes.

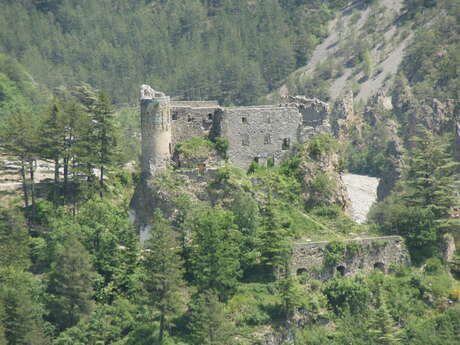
[342,173,379,223]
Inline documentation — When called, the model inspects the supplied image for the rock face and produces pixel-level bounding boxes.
[300,145,351,214]
[332,90,361,142]
[292,236,410,281]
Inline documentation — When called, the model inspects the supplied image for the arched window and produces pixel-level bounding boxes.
[374,262,385,272]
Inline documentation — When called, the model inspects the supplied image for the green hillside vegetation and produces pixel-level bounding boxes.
[0,0,459,344]
[0,0,348,105]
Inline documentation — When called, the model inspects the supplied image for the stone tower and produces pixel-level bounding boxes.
[140,84,172,177]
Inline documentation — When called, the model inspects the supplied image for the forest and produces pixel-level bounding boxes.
[0,0,459,345]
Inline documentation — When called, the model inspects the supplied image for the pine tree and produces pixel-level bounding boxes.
[47,234,95,332]
[143,210,185,343]
[368,291,402,345]
[187,291,235,345]
[93,92,118,198]
[257,197,291,278]
[403,128,459,223]
[189,207,242,300]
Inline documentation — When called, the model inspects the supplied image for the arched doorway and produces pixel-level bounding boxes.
[297,268,308,276]
[374,262,385,272]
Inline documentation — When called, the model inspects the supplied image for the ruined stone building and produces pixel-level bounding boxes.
[292,236,410,281]
[139,84,331,177]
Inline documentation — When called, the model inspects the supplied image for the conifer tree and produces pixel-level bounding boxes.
[47,234,95,332]
[368,291,402,345]
[143,210,185,344]
[189,207,242,300]
[257,196,291,278]
[187,291,235,345]
[403,128,459,225]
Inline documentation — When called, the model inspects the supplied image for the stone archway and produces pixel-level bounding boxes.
[296,268,308,276]
[374,262,385,272]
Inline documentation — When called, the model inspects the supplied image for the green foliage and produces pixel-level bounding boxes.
[212,137,229,159]
[0,0,341,105]
[0,209,30,270]
[323,241,346,267]
[0,267,49,345]
[227,283,281,327]
[323,276,371,315]
[46,234,95,332]
[187,291,235,345]
[188,207,242,299]
[175,137,215,160]
[144,210,186,343]
[307,134,338,158]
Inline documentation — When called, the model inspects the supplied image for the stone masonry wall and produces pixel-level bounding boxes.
[292,236,410,281]
[171,106,219,147]
[171,100,219,108]
[215,106,302,170]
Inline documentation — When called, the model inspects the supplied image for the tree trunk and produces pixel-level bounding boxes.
[29,161,36,222]
[63,156,69,203]
[20,161,29,211]
[99,165,104,198]
[54,156,60,204]
[159,311,165,344]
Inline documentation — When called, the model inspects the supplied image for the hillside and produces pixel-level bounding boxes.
[268,0,458,104]
[0,1,459,345]
[0,0,346,105]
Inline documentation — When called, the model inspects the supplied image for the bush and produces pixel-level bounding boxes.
[323,276,371,315]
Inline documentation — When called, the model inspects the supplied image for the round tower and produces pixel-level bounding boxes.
[140,85,172,177]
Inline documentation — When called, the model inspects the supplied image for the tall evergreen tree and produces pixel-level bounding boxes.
[143,210,185,343]
[47,234,95,332]
[188,207,242,300]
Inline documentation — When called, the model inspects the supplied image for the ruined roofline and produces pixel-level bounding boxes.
[171,100,219,108]
[294,235,404,247]
[172,106,220,110]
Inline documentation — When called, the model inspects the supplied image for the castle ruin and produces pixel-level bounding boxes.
[139,85,331,175]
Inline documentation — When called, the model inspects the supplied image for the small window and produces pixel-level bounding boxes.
[172,112,178,120]
[208,113,212,120]
[242,117,247,124]
[264,134,272,145]
[187,116,192,122]
[282,138,290,150]
[169,143,172,154]
[254,157,260,163]
[242,134,249,146]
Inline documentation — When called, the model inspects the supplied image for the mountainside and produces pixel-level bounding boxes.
[268,0,459,104]
[0,1,459,345]
[0,0,345,105]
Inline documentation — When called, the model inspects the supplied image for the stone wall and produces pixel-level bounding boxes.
[171,100,219,108]
[171,106,219,146]
[212,106,302,170]
[292,236,410,280]
[140,97,172,177]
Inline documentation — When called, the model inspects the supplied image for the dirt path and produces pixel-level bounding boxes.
[342,173,379,223]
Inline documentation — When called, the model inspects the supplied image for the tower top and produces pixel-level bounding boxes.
[140,84,167,100]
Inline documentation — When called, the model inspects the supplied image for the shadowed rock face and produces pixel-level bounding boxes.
[292,236,410,281]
